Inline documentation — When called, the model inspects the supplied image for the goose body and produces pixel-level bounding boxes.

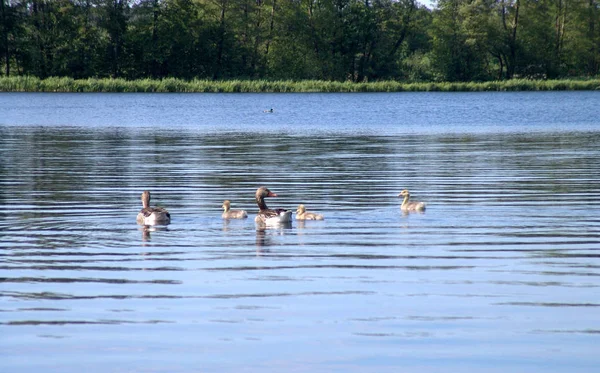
[254,186,292,226]
[222,200,248,219]
[136,190,171,225]
[398,189,426,212]
[296,204,324,220]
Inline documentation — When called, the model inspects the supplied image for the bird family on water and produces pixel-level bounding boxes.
[137,186,426,226]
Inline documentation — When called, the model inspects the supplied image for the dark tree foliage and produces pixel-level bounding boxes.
[0,0,598,81]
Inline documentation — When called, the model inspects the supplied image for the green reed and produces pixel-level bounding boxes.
[1,76,599,93]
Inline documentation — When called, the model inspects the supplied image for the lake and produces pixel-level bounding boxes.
[1,91,599,373]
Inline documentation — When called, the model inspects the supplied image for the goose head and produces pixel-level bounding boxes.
[256,186,278,200]
[141,190,151,208]
[398,189,410,198]
[222,200,231,212]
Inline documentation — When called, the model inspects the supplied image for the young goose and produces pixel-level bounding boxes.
[222,200,248,219]
[296,204,324,220]
[254,186,292,226]
[136,190,171,225]
[398,189,426,212]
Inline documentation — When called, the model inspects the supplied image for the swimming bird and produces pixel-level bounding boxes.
[263,108,274,113]
[222,200,248,219]
[136,190,171,225]
[398,189,426,212]
[254,186,292,226]
[295,204,324,220]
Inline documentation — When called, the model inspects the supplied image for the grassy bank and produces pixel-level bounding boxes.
[1,76,599,93]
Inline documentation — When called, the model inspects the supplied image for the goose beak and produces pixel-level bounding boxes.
[267,191,278,197]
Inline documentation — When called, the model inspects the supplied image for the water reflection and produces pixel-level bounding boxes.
[255,227,269,251]
[255,223,293,251]
[139,225,169,242]
[1,93,600,372]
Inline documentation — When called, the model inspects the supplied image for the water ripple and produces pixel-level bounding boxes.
[1,93,600,372]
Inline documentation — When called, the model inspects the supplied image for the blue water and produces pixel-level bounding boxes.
[1,91,599,373]
[1,91,598,132]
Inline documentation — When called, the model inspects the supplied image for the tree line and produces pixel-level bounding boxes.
[1,0,598,83]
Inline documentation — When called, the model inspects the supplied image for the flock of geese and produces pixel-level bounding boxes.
[137,186,426,227]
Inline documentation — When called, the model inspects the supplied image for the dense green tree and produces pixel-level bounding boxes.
[124,0,159,78]
[587,0,600,75]
[152,0,208,79]
[101,0,129,77]
[1,0,14,75]
[431,0,482,81]
[518,0,564,78]
[377,0,433,80]
[556,0,599,76]
[266,0,322,79]
[0,0,597,81]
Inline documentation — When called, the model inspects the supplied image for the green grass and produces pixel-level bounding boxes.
[1,76,599,93]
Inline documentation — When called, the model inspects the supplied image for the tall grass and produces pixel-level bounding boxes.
[0,76,599,93]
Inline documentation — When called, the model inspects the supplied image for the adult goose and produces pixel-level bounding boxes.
[398,189,426,212]
[136,190,171,225]
[254,186,292,226]
[222,200,248,219]
[295,204,324,220]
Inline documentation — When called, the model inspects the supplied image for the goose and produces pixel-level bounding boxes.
[398,189,426,212]
[254,186,292,226]
[136,190,171,225]
[295,204,324,220]
[222,200,248,219]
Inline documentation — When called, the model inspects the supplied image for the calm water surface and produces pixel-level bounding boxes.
[1,92,600,372]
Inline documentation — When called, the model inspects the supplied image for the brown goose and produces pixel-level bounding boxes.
[136,190,171,225]
[222,200,248,219]
[398,189,426,212]
[295,204,324,220]
[254,186,292,226]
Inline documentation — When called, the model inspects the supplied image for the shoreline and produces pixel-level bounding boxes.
[1,76,599,93]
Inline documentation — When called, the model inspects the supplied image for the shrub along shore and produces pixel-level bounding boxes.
[1,76,599,93]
